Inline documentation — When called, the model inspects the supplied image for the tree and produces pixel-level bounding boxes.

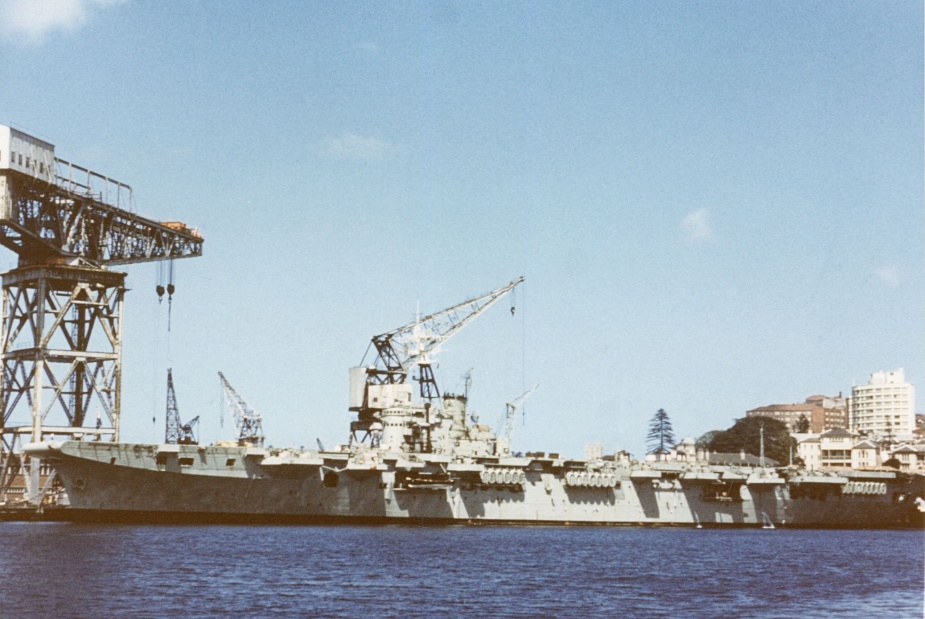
[646,409,676,455]
[795,414,810,433]
[696,430,720,449]
[707,416,797,466]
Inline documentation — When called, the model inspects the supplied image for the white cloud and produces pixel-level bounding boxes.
[321,133,396,160]
[874,266,901,287]
[682,208,714,243]
[0,0,124,45]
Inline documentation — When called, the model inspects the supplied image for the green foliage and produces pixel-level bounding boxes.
[795,414,810,433]
[707,416,796,465]
[882,457,900,469]
[646,408,676,455]
[695,430,719,449]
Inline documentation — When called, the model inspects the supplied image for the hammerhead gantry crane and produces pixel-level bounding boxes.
[0,125,203,504]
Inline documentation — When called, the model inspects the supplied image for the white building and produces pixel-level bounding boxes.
[851,440,882,469]
[796,434,821,469]
[848,369,915,439]
[890,444,925,471]
[584,442,603,461]
[819,428,856,468]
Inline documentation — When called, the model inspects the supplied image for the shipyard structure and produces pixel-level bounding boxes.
[6,127,925,527]
[0,125,202,507]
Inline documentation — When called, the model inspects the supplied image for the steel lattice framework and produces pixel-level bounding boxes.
[0,136,203,505]
[0,168,202,266]
[218,372,264,447]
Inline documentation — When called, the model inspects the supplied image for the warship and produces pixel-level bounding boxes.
[23,279,925,528]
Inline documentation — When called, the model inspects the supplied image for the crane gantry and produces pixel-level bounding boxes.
[0,125,203,504]
[348,277,523,447]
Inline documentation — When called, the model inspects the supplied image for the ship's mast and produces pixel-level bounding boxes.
[0,125,203,505]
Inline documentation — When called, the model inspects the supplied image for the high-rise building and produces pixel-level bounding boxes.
[848,369,915,439]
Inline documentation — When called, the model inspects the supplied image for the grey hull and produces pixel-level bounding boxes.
[29,441,925,528]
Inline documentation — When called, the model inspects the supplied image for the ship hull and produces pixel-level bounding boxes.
[27,441,925,528]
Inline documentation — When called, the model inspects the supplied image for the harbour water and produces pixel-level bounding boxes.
[1,523,922,618]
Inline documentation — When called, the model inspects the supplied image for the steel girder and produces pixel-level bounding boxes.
[0,171,203,266]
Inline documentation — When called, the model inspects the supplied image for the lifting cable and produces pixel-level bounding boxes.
[155,260,176,330]
[153,260,179,440]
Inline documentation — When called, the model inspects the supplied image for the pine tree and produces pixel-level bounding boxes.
[646,408,676,455]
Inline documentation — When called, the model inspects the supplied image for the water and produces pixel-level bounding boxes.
[0,523,922,618]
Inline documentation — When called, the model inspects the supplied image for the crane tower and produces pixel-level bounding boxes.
[0,125,203,504]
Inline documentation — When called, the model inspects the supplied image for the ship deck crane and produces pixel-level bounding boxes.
[164,368,198,445]
[218,372,264,447]
[349,277,523,445]
[364,276,523,395]
[0,125,203,504]
[502,384,539,443]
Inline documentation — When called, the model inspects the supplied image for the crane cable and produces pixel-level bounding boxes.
[153,261,178,440]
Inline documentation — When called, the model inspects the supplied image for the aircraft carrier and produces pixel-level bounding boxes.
[23,279,925,528]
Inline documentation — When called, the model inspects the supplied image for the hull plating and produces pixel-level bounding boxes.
[34,442,925,529]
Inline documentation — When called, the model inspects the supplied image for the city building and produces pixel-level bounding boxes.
[796,434,821,469]
[584,442,603,461]
[848,369,915,439]
[851,440,882,469]
[890,444,925,471]
[795,432,925,471]
[819,428,856,469]
[747,394,847,433]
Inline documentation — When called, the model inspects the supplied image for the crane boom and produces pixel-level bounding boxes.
[503,384,538,441]
[367,276,524,383]
[164,368,181,444]
[0,158,202,266]
[218,372,264,447]
[164,369,199,445]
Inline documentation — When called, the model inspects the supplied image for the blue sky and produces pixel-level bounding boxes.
[1,0,922,458]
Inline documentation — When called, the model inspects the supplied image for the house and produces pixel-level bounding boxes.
[819,428,856,469]
[850,440,882,469]
[890,444,925,471]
